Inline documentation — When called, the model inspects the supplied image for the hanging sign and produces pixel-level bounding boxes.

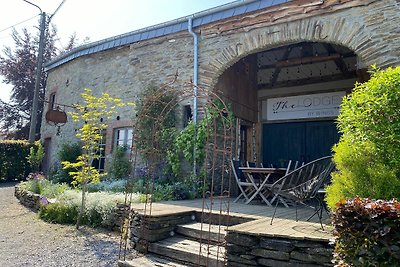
[263,91,346,121]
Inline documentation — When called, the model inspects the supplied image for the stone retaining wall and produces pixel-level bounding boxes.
[226,231,333,266]
[14,185,42,211]
[130,210,195,253]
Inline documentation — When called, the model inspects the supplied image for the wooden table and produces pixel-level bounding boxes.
[239,167,287,206]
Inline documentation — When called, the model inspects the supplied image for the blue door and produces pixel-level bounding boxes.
[262,121,339,167]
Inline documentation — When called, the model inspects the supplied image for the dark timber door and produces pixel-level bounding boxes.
[262,121,339,167]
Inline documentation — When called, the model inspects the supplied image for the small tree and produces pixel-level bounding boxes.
[62,88,126,229]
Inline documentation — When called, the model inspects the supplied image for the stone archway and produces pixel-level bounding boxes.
[200,2,400,90]
[196,1,400,164]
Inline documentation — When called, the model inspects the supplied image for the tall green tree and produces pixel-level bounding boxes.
[0,20,77,139]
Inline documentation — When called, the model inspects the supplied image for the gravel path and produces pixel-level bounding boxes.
[0,183,124,267]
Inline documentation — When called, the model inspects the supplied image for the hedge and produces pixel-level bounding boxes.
[332,197,400,266]
[0,140,32,182]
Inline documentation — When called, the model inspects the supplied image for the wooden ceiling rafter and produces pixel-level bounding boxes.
[258,53,355,70]
[323,43,350,74]
[269,45,295,85]
[258,71,357,89]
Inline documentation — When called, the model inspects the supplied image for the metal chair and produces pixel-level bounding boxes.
[231,159,257,203]
[268,156,334,227]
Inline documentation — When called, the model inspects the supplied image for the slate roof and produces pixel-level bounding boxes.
[45,0,290,70]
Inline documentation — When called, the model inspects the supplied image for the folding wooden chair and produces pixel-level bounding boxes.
[231,160,257,203]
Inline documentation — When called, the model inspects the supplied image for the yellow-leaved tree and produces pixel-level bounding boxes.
[62,88,127,229]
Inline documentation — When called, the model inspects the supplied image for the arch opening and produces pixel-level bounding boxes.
[214,41,368,166]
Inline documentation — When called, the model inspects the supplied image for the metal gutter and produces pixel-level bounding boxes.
[188,16,198,174]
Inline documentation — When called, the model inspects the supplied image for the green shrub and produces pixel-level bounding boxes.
[38,180,69,198]
[0,140,32,182]
[87,180,127,193]
[130,176,203,202]
[107,145,132,180]
[27,140,45,173]
[326,66,400,208]
[332,197,400,266]
[39,203,78,224]
[19,180,40,194]
[50,190,140,228]
[19,178,69,198]
[50,143,81,185]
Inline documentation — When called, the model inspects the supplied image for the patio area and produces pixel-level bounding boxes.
[131,198,333,240]
[123,198,334,266]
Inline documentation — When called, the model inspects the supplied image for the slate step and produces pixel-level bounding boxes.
[148,236,226,267]
[175,222,227,243]
[118,253,193,267]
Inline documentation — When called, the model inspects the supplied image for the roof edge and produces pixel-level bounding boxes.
[45,0,288,70]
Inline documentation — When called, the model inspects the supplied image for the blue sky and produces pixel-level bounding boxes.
[0,0,235,101]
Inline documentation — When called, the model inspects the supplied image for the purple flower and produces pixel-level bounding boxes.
[40,196,49,206]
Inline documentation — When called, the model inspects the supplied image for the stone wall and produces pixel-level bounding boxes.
[226,231,333,266]
[41,31,194,169]
[130,210,195,253]
[41,0,400,170]
[14,185,42,211]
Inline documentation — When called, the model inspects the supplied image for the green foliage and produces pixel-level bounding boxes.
[130,175,203,202]
[87,180,127,193]
[63,155,106,186]
[332,197,400,266]
[0,140,32,181]
[39,203,78,224]
[49,143,82,185]
[39,190,140,228]
[62,88,126,185]
[326,66,400,208]
[326,138,400,208]
[134,84,177,165]
[107,145,132,180]
[167,100,234,178]
[27,140,45,172]
[20,178,69,198]
[62,88,128,228]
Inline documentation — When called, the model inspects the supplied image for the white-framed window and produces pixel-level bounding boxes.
[114,127,133,150]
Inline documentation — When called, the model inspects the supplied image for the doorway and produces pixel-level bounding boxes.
[262,120,339,167]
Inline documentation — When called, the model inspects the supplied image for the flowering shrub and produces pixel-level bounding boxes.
[26,172,46,181]
[40,190,140,228]
[332,197,400,266]
[20,177,68,198]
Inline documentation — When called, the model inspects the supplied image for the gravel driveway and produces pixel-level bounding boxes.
[0,183,123,267]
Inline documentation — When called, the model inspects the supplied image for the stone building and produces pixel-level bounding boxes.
[41,0,400,172]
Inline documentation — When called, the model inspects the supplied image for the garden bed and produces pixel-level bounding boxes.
[14,183,130,231]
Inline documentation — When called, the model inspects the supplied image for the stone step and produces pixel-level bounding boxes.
[175,222,226,243]
[118,254,193,267]
[148,236,226,267]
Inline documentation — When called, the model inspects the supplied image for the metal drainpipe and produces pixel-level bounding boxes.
[188,16,198,175]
